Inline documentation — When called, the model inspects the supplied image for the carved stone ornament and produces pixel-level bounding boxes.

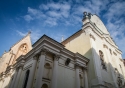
[33,54,39,60]
[65,58,71,66]
[75,64,80,68]
[17,60,25,69]
[117,74,122,87]
[40,48,48,55]
[54,54,60,61]
[103,44,108,49]
[90,34,95,41]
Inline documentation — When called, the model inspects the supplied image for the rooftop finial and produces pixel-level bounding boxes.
[83,12,87,17]
[28,31,31,34]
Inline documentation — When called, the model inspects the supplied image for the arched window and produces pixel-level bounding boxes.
[99,50,107,70]
[23,70,30,88]
[41,84,48,88]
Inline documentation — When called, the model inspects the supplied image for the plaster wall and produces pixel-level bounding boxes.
[63,32,96,87]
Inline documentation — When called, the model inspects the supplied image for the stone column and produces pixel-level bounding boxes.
[75,65,80,88]
[34,49,46,88]
[13,66,22,88]
[26,55,38,88]
[9,70,18,88]
[84,69,88,88]
[51,55,60,88]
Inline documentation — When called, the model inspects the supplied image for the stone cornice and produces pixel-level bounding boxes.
[113,51,117,56]
[54,54,60,61]
[75,53,89,63]
[75,59,87,68]
[33,35,64,49]
[90,34,96,41]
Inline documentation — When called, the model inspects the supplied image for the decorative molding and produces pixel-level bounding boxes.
[90,34,96,41]
[54,54,60,61]
[23,64,32,71]
[16,59,25,69]
[103,44,108,49]
[65,58,71,66]
[113,51,117,56]
[75,64,80,69]
[33,54,39,60]
[40,48,48,55]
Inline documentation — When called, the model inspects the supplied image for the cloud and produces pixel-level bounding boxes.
[104,1,125,57]
[16,30,42,43]
[24,15,33,22]
[30,29,42,42]
[16,30,27,36]
[24,2,71,25]
[22,0,125,58]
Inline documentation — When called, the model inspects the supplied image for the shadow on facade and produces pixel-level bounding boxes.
[84,48,125,88]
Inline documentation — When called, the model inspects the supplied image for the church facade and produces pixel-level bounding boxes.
[0,12,125,88]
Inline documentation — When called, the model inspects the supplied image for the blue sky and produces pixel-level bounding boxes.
[0,0,125,58]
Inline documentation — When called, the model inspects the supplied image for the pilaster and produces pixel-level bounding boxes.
[13,59,25,88]
[84,69,88,88]
[75,64,80,88]
[51,54,60,88]
[26,55,38,88]
[34,49,47,88]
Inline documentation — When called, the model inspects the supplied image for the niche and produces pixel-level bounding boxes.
[43,63,52,80]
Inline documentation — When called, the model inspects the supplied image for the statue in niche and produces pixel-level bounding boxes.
[99,50,107,70]
[117,74,122,87]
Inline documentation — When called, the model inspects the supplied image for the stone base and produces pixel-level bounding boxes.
[91,77,117,88]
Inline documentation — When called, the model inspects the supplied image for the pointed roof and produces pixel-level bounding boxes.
[9,32,31,50]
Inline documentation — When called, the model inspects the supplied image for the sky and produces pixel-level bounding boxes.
[0,0,125,58]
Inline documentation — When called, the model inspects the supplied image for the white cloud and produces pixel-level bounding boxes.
[44,17,57,26]
[16,29,42,43]
[24,15,33,22]
[104,1,125,57]
[39,4,49,10]
[30,29,42,42]
[22,1,125,57]
[24,2,71,25]
[16,30,27,36]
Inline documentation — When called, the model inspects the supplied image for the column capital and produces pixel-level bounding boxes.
[90,34,95,41]
[103,44,108,49]
[16,60,25,70]
[40,48,48,55]
[54,54,60,61]
[75,64,80,69]
[33,54,39,60]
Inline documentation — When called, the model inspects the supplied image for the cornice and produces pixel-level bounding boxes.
[75,52,89,63]
[83,22,122,53]
[33,35,64,48]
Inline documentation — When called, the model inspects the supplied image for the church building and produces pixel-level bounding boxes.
[0,12,125,88]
